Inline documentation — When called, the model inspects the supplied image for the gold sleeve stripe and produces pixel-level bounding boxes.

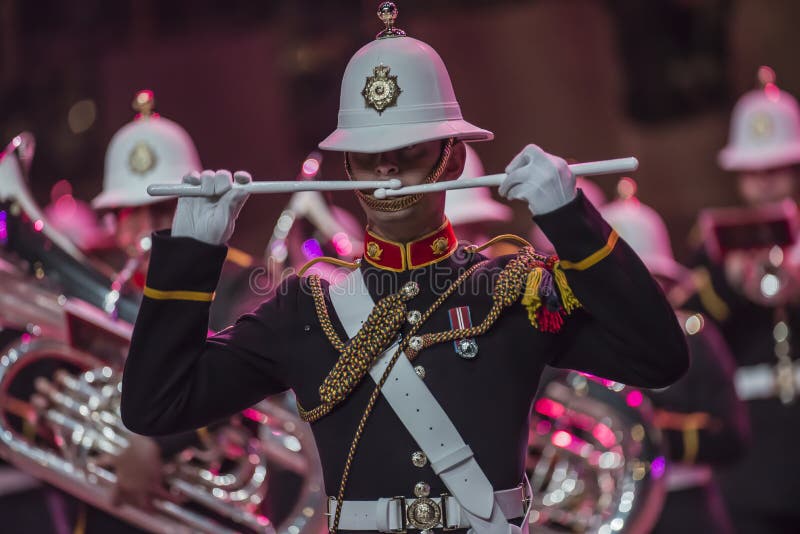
[682,427,700,464]
[691,267,731,322]
[143,286,215,302]
[226,246,254,268]
[559,230,619,271]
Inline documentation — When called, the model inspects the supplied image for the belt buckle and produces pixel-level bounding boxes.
[440,493,458,531]
[519,482,532,513]
[388,496,407,533]
[406,495,442,531]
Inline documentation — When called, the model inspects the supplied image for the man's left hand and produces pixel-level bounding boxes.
[498,144,576,216]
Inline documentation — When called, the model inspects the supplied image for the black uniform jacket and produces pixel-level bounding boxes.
[121,192,689,505]
[689,249,800,514]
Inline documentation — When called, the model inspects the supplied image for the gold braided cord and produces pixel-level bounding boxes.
[308,276,346,352]
[406,247,542,358]
[304,246,581,532]
[328,260,488,533]
[317,290,411,405]
[301,260,487,424]
[349,138,456,212]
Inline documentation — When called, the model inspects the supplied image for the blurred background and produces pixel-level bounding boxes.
[1,0,799,258]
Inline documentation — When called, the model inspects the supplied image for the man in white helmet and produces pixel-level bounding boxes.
[121,4,688,533]
[600,192,748,534]
[689,68,800,533]
[91,89,262,330]
[63,91,270,533]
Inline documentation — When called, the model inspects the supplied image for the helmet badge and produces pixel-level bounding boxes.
[129,142,157,175]
[362,64,402,114]
[128,89,159,174]
[750,111,774,139]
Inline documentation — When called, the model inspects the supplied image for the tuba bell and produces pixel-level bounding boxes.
[527,370,666,533]
[0,133,327,533]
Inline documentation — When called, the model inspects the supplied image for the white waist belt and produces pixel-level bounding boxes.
[665,464,713,492]
[735,363,800,400]
[328,485,529,532]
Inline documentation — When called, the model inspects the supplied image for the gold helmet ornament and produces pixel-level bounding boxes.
[319,1,492,154]
[719,67,800,172]
[92,90,201,209]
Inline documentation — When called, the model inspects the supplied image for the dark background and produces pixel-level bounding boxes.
[2,0,799,259]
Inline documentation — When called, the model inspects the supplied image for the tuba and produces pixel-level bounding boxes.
[527,370,666,534]
[0,133,327,533]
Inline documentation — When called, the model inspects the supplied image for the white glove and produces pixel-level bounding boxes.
[498,144,576,216]
[171,169,251,245]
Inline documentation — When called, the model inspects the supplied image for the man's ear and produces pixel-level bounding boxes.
[443,141,467,182]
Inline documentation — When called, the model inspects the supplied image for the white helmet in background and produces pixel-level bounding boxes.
[445,144,512,226]
[600,193,688,282]
[719,67,800,172]
[92,90,201,209]
[319,2,492,154]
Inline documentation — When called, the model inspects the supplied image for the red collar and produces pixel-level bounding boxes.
[363,220,458,272]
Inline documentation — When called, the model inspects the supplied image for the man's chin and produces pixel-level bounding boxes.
[358,197,418,220]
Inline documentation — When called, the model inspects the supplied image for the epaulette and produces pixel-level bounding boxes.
[298,256,360,277]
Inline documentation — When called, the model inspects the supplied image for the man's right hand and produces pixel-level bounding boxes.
[171,169,251,245]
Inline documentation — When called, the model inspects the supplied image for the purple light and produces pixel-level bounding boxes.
[301,238,323,259]
[0,210,7,243]
[651,456,666,479]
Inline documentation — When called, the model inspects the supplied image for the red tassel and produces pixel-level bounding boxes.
[537,308,564,333]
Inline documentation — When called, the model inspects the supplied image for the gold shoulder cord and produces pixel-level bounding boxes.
[303,247,551,532]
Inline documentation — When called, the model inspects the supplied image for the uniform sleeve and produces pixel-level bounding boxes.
[120,231,291,436]
[534,191,689,388]
[652,318,750,466]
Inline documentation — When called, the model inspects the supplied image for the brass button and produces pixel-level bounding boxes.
[401,281,420,299]
[407,310,422,325]
[411,451,428,467]
[414,365,426,379]
[414,481,431,498]
[408,336,424,352]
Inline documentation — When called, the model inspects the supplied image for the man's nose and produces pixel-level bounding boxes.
[374,155,399,176]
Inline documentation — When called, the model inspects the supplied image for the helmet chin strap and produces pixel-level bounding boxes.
[347,138,456,213]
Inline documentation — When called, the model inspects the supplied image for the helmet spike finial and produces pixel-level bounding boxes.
[132,90,156,119]
[376,2,406,39]
[757,66,776,89]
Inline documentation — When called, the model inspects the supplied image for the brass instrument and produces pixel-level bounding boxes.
[0,133,326,533]
[527,371,666,533]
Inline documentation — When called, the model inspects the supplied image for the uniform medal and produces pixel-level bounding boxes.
[448,305,478,359]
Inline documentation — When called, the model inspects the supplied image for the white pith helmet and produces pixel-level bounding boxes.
[319,2,492,154]
[92,90,201,209]
[719,67,800,172]
[600,182,688,282]
[445,144,511,225]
